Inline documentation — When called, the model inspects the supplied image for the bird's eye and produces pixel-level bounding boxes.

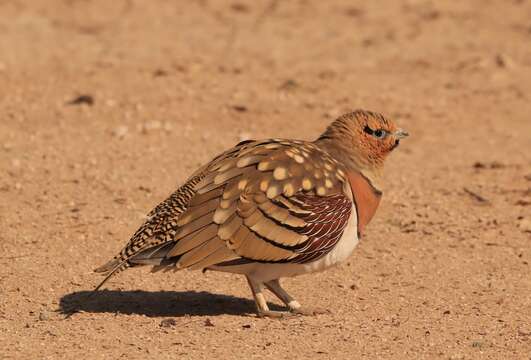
[374,129,386,139]
[365,125,387,139]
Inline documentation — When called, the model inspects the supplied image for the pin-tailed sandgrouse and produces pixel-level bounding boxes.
[95,110,408,317]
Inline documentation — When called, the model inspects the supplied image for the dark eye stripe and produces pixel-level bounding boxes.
[363,125,374,135]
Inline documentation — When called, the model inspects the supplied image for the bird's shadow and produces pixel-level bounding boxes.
[59,290,284,317]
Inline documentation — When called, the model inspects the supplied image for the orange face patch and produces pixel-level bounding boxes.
[352,114,401,165]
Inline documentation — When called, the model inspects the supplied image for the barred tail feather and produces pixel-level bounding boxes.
[93,260,131,291]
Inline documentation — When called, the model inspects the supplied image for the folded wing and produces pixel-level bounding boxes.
[95,139,355,287]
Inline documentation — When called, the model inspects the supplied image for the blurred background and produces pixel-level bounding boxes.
[1,1,530,359]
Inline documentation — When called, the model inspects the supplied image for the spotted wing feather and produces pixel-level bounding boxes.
[162,139,353,265]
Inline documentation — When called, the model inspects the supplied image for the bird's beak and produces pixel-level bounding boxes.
[393,128,409,139]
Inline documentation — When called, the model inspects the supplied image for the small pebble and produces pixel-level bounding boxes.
[279,79,298,91]
[231,3,249,12]
[39,311,50,321]
[139,121,173,134]
[232,105,248,112]
[67,95,94,106]
[517,218,531,233]
[112,125,129,139]
[153,69,168,77]
[494,54,514,68]
[160,318,177,328]
[105,99,117,107]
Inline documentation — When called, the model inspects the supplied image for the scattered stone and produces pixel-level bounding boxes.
[517,218,531,233]
[160,318,177,328]
[204,318,215,327]
[231,3,249,12]
[318,70,336,79]
[11,159,21,168]
[140,120,161,133]
[39,311,50,321]
[449,355,465,360]
[344,7,364,17]
[397,220,417,233]
[153,69,168,77]
[489,161,505,169]
[242,324,251,329]
[138,121,173,134]
[232,105,248,112]
[361,38,375,47]
[112,125,129,139]
[163,122,174,133]
[279,79,298,91]
[391,317,401,327]
[473,161,505,169]
[105,99,117,107]
[350,284,358,290]
[422,10,441,20]
[443,310,451,315]
[138,185,152,193]
[463,187,489,204]
[67,95,94,106]
[494,54,514,68]
[471,340,484,348]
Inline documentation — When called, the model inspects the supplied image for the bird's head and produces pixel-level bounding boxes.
[316,110,408,183]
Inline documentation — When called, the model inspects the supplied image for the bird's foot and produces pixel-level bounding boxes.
[256,309,296,319]
[290,307,331,316]
[256,307,330,318]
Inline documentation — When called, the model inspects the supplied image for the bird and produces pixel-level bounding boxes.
[94,110,408,317]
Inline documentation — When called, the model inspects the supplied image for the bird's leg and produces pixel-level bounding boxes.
[264,279,330,316]
[245,276,292,318]
[264,279,301,311]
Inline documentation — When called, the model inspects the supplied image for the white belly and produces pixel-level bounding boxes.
[210,206,359,282]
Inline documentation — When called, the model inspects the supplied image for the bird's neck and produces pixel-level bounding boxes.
[314,137,384,193]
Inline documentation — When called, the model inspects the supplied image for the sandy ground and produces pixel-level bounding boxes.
[1,1,530,359]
